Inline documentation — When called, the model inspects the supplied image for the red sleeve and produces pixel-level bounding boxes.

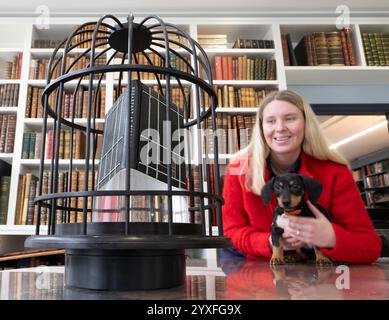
[222,163,272,259]
[320,167,382,264]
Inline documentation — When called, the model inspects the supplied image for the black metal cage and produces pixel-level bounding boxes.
[25,14,231,291]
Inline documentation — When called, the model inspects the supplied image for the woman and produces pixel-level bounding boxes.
[222,90,381,264]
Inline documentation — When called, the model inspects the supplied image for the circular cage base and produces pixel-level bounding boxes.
[25,222,231,291]
[65,249,185,291]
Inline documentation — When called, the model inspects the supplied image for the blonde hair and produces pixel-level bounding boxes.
[233,90,349,195]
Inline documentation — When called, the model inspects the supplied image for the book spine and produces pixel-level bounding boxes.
[345,28,357,66]
[129,81,139,169]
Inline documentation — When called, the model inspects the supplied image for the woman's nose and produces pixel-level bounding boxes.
[275,120,287,131]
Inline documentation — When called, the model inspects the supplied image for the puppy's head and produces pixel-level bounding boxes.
[261,173,322,211]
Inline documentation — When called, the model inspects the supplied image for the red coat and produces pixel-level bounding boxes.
[222,151,382,264]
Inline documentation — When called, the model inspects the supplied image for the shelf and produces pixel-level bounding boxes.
[30,48,107,57]
[113,79,192,86]
[375,199,389,205]
[285,66,389,85]
[215,107,257,114]
[20,159,100,169]
[0,225,48,235]
[204,48,276,60]
[366,169,389,178]
[205,154,233,159]
[0,107,18,113]
[114,80,277,87]
[365,185,389,191]
[0,48,23,53]
[27,79,106,88]
[24,118,105,130]
[0,153,13,165]
[147,47,188,54]
[213,80,278,87]
[0,79,20,84]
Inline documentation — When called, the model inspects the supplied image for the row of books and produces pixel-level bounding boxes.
[197,34,274,50]
[353,158,389,180]
[70,24,108,49]
[233,39,275,49]
[213,56,276,80]
[0,114,16,153]
[154,32,190,49]
[0,176,10,224]
[94,194,174,224]
[94,163,223,226]
[21,129,99,160]
[197,34,227,49]
[362,32,389,66]
[213,85,277,108]
[185,275,207,299]
[0,84,19,107]
[185,275,226,299]
[7,272,63,300]
[14,170,97,226]
[11,138,228,225]
[205,114,256,155]
[364,159,389,176]
[366,173,389,189]
[29,55,106,80]
[31,39,63,49]
[283,29,356,66]
[14,167,222,226]
[25,86,106,119]
[112,52,191,81]
[186,163,223,226]
[0,53,22,79]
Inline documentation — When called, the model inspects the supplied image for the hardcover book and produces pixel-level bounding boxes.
[94,80,188,222]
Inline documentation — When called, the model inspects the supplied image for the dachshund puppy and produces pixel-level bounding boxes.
[261,173,333,266]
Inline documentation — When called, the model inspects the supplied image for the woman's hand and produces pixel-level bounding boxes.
[275,215,307,251]
[282,201,336,249]
[282,232,307,251]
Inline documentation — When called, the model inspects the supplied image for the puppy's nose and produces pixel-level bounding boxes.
[282,200,290,207]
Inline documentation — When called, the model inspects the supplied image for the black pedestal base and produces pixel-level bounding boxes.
[65,249,185,291]
[25,223,232,291]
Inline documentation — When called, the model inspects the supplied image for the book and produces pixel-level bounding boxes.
[94,80,188,222]
[0,175,11,224]
[233,39,274,49]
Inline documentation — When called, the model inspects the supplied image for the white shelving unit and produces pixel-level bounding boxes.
[285,66,389,85]
[1,15,389,234]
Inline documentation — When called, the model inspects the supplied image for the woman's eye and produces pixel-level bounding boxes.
[266,119,275,124]
[286,117,295,122]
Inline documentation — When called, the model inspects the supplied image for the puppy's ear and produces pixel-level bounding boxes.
[301,175,322,203]
[261,177,275,205]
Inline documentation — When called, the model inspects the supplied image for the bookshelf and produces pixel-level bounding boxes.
[0,15,388,234]
[353,156,389,209]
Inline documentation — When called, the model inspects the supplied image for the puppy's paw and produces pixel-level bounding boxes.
[316,258,333,267]
[270,257,285,265]
[284,252,307,263]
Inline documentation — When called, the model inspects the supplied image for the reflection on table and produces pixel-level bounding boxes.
[0,250,388,300]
